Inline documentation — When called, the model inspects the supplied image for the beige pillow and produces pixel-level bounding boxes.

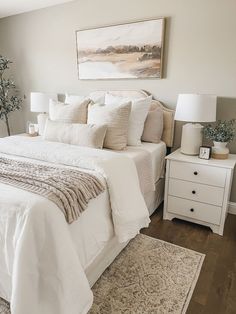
[87,102,131,150]
[141,105,163,143]
[105,93,152,146]
[43,119,107,149]
[49,98,90,124]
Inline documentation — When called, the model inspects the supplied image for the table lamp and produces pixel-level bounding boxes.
[175,94,217,155]
[31,92,57,135]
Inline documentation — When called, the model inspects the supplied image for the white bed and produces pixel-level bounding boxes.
[0,90,175,314]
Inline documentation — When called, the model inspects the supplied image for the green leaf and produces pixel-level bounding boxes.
[0,55,22,123]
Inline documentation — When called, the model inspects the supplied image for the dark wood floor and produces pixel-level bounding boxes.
[141,204,236,314]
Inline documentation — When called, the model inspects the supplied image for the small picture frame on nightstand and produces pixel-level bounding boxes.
[199,146,211,160]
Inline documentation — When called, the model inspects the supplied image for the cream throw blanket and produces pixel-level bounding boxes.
[0,156,105,223]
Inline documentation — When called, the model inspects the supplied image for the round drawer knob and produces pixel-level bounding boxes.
[190,208,194,212]
[194,171,198,175]
[192,190,196,194]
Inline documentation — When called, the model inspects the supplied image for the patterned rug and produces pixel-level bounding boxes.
[0,234,204,314]
[0,298,9,314]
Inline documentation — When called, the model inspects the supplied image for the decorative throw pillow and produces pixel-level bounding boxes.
[43,119,107,149]
[49,98,90,124]
[87,102,131,150]
[105,93,152,146]
[142,104,163,143]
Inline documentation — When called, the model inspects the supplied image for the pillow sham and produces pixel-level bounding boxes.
[142,104,163,143]
[65,94,87,104]
[87,102,131,150]
[49,98,90,124]
[105,93,152,146]
[65,93,105,105]
[43,119,107,149]
[89,94,105,104]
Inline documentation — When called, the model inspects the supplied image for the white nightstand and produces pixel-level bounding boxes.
[163,149,236,235]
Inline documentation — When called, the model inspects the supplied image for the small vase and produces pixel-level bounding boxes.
[212,141,229,159]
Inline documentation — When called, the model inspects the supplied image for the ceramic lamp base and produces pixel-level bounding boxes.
[37,113,48,135]
[180,123,203,155]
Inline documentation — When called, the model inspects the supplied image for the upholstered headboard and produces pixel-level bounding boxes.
[89,90,175,148]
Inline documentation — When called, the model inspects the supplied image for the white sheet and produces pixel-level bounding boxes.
[60,142,167,272]
[140,141,167,182]
[116,141,166,184]
[0,136,150,314]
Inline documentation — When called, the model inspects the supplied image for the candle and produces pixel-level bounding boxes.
[29,124,35,135]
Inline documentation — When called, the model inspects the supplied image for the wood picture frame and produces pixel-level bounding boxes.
[76,18,165,80]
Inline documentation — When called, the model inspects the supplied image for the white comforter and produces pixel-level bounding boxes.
[0,136,150,314]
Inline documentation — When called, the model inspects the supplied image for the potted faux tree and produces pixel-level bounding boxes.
[203,119,236,159]
[0,55,22,136]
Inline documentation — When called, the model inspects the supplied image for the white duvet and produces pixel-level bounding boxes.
[0,136,150,314]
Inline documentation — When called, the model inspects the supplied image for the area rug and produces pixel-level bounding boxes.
[0,298,9,314]
[0,234,204,314]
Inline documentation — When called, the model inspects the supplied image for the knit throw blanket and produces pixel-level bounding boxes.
[0,157,105,223]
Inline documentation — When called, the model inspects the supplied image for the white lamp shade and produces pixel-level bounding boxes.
[31,92,57,113]
[175,94,217,122]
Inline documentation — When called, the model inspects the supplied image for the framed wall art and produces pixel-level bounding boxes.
[76,18,165,80]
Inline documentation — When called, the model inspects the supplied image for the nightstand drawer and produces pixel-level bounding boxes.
[168,178,224,206]
[169,161,227,187]
[167,196,222,225]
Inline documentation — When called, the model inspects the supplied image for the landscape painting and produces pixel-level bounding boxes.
[76,18,165,80]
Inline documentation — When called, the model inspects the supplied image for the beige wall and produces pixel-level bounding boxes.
[0,0,236,201]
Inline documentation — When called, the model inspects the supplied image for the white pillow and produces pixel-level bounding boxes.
[65,94,88,104]
[89,94,106,104]
[43,119,107,149]
[87,102,131,150]
[49,98,90,124]
[66,93,105,105]
[105,93,152,146]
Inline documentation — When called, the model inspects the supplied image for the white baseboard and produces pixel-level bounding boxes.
[228,202,236,215]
